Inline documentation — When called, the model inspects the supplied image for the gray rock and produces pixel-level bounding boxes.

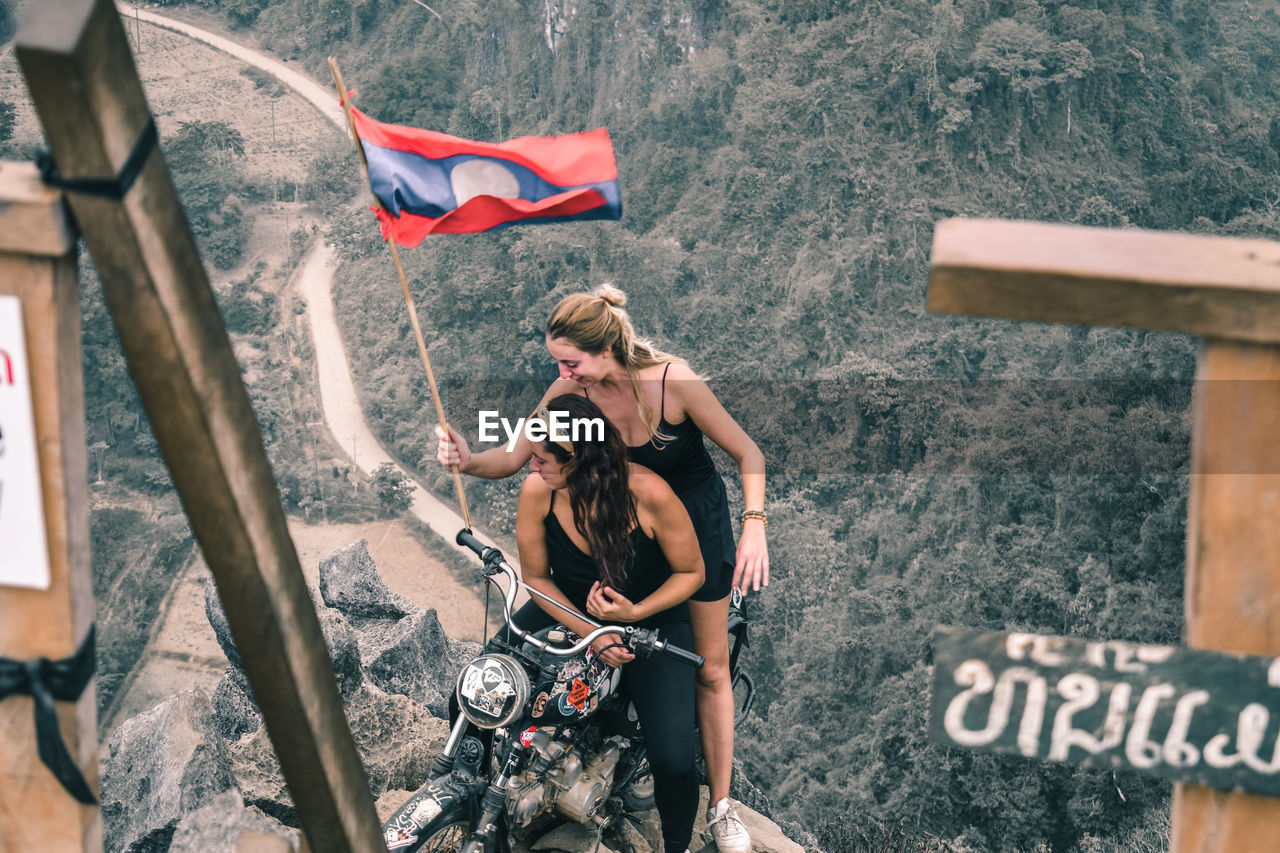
[101,688,238,853]
[319,538,414,621]
[228,682,449,823]
[168,790,299,853]
[208,600,363,747]
[358,607,457,716]
[210,666,260,741]
[320,606,365,699]
[616,810,660,853]
[227,721,293,825]
[347,684,451,794]
[530,822,620,853]
[204,578,242,671]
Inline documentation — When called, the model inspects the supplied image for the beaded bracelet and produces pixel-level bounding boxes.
[741,510,768,527]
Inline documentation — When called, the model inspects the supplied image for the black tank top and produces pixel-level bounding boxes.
[590,364,717,495]
[544,493,690,625]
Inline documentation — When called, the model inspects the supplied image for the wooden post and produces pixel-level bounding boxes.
[14,2,383,851]
[0,161,98,852]
[929,217,1280,852]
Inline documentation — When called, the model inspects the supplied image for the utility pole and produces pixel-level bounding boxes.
[349,434,360,495]
[303,418,328,523]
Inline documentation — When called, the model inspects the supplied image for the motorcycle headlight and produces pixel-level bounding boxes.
[456,653,531,729]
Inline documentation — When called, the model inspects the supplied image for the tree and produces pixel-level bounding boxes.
[372,462,415,516]
[163,120,252,269]
[0,0,14,45]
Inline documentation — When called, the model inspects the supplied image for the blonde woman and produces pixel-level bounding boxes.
[438,284,766,853]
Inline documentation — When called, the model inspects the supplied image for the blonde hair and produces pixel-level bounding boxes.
[546,284,686,443]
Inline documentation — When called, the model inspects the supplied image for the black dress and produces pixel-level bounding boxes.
[508,492,697,853]
[596,363,736,601]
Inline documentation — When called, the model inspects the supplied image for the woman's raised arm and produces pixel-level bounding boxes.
[436,379,583,479]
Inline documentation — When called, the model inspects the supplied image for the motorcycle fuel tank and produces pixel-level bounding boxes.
[527,639,622,724]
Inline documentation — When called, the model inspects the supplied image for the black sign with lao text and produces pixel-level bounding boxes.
[930,627,1280,797]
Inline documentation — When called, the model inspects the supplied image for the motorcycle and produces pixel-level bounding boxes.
[381,529,755,853]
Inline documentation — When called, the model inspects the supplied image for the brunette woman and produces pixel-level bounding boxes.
[511,394,704,853]
[439,285,765,853]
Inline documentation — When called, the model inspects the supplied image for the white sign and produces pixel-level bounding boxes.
[0,295,51,589]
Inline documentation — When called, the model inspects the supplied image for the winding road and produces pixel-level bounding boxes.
[117,3,513,563]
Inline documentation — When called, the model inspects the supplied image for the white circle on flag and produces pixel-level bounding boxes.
[450,159,520,206]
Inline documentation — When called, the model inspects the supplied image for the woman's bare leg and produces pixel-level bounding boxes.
[689,596,734,803]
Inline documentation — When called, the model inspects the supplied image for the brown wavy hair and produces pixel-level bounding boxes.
[539,393,637,589]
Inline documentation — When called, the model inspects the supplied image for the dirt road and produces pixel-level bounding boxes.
[120,1,515,560]
[102,8,521,730]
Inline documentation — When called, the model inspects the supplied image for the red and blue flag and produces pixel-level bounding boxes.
[349,107,622,245]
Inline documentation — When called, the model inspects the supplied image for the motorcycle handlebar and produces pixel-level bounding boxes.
[656,639,705,669]
[456,528,490,559]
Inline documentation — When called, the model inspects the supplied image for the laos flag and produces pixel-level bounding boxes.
[350,107,621,246]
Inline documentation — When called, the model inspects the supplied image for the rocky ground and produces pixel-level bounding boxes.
[100,540,811,853]
[104,516,489,732]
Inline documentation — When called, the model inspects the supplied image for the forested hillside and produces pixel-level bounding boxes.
[157,0,1280,849]
[23,0,1280,848]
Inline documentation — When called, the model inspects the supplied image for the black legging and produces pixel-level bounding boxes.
[506,601,698,853]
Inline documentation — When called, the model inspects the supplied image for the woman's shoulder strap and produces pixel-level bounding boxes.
[659,361,672,421]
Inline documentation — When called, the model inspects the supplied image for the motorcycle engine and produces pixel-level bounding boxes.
[507,730,628,828]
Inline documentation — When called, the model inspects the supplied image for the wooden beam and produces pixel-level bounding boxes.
[0,162,77,257]
[928,218,1280,344]
[1172,338,1280,851]
[14,2,384,851]
[0,161,98,850]
[929,217,1280,849]
[237,832,294,853]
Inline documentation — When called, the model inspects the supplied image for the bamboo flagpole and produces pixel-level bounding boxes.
[327,57,472,530]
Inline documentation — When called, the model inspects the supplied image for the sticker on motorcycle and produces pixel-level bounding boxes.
[559,658,586,679]
[476,684,515,714]
[568,678,590,710]
[532,691,550,717]
[385,827,417,849]
[461,665,484,698]
[520,726,538,747]
[481,661,505,691]
[411,797,443,825]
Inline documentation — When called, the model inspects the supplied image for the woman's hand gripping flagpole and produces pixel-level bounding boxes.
[327,57,473,530]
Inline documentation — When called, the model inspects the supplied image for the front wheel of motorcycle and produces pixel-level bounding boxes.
[621,765,656,813]
[388,803,471,853]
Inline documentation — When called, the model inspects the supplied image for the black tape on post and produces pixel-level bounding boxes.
[0,626,96,804]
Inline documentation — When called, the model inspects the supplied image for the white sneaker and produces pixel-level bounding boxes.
[706,797,751,853]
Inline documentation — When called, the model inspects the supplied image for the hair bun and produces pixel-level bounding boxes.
[593,283,627,308]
